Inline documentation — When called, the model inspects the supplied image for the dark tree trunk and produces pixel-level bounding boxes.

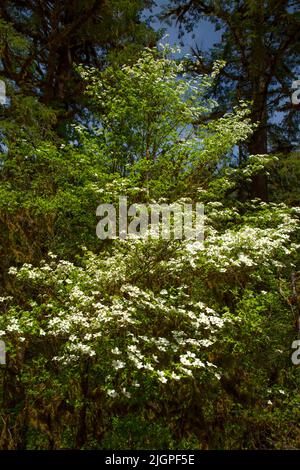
[249,121,268,201]
[248,4,269,202]
[75,362,89,448]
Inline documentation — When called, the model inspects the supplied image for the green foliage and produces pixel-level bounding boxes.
[269,152,300,205]
[164,0,299,203]
[0,139,114,289]
[0,0,158,131]
[0,46,300,450]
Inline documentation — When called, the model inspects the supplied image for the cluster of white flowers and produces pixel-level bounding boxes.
[179,203,299,277]
[2,201,298,399]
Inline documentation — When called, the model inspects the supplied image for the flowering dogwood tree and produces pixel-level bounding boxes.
[0,47,300,450]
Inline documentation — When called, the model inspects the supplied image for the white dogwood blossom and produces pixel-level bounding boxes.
[1,200,299,400]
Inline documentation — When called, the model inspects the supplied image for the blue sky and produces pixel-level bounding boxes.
[143,0,222,54]
[143,1,293,131]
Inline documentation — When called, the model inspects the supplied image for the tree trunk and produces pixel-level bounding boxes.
[248,2,269,202]
[249,119,268,201]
